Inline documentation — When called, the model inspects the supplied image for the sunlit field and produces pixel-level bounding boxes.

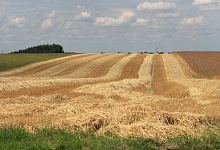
[0,53,75,72]
[0,52,219,149]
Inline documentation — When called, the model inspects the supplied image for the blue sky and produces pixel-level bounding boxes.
[0,0,220,53]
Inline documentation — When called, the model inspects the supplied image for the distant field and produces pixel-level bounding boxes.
[0,53,76,72]
[175,51,220,78]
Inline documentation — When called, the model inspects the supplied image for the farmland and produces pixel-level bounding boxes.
[0,53,75,72]
[174,51,220,79]
[0,52,219,141]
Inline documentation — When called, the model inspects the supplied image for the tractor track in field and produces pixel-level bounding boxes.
[0,54,147,99]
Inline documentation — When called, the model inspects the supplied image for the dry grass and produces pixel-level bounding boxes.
[0,94,210,139]
[163,53,220,98]
[152,54,189,98]
[0,53,219,140]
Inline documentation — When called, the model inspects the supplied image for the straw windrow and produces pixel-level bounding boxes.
[0,53,219,139]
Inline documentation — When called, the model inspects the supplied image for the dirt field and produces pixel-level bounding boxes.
[174,51,220,78]
[0,53,219,139]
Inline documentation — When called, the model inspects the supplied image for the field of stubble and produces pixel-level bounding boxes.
[0,52,219,139]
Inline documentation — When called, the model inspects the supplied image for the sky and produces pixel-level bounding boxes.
[0,0,220,53]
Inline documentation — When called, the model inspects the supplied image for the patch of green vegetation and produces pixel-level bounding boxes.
[192,74,203,79]
[167,131,220,150]
[157,52,164,54]
[0,127,160,150]
[0,125,219,150]
[148,87,152,92]
[0,53,76,72]
[144,87,152,93]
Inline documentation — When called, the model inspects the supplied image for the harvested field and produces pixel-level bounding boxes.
[116,54,146,80]
[0,53,219,139]
[151,54,189,98]
[85,53,128,78]
[174,51,220,78]
[9,54,94,77]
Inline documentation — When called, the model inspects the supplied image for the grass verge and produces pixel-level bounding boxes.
[0,53,76,72]
[0,126,219,150]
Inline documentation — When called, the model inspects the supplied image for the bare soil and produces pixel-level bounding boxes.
[175,51,220,78]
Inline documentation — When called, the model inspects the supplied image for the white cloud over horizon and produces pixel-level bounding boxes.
[94,9,135,26]
[41,18,54,29]
[192,0,220,6]
[76,12,91,21]
[45,10,56,18]
[136,18,148,24]
[8,17,28,28]
[181,16,204,25]
[0,0,220,53]
[137,1,177,11]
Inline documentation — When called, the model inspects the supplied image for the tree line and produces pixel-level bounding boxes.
[11,44,64,53]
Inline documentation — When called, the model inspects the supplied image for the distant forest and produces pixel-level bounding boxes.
[11,44,64,53]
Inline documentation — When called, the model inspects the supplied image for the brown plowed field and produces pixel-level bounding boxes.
[0,53,219,139]
[175,51,220,78]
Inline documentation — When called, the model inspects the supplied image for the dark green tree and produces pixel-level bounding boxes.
[12,44,64,53]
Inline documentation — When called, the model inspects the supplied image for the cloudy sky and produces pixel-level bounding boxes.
[0,0,220,53]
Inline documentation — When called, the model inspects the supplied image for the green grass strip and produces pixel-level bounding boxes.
[0,53,76,72]
[0,127,158,150]
[0,126,219,150]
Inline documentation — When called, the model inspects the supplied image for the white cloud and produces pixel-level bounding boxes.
[45,10,55,18]
[76,12,91,21]
[132,18,148,26]
[181,16,204,25]
[77,5,85,10]
[136,18,148,24]
[95,10,135,26]
[199,4,220,10]
[192,0,220,10]
[137,1,177,11]
[8,17,28,27]
[81,12,91,18]
[41,18,54,29]
[156,12,180,18]
[65,19,74,29]
[192,0,220,6]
